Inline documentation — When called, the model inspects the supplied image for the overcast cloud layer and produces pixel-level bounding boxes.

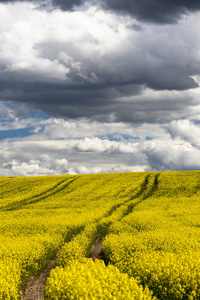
[1,0,200,23]
[0,1,200,175]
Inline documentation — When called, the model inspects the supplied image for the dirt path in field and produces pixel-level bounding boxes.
[90,235,105,261]
[21,259,57,300]
[21,235,105,300]
[21,239,71,300]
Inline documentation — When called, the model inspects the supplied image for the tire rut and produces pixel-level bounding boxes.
[89,176,153,263]
[151,172,160,196]
[103,174,150,218]
[3,177,78,211]
[90,235,106,261]
[21,259,57,300]
[20,239,72,300]
[116,172,160,220]
[92,174,161,267]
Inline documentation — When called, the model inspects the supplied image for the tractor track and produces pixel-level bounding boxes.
[102,174,150,219]
[90,235,106,261]
[122,172,160,218]
[3,177,78,211]
[20,239,72,300]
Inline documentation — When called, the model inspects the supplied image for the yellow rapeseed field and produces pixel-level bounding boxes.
[1,171,200,299]
[0,172,148,299]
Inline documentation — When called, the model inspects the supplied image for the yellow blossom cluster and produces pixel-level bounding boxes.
[45,259,156,300]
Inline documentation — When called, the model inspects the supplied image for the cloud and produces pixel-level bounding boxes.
[0,2,200,176]
[143,139,200,171]
[3,0,200,24]
[0,136,148,176]
[0,102,170,138]
[0,110,200,176]
[97,0,200,24]
[0,102,29,120]
[1,132,200,176]
[164,119,200,146]
[2,156,69,176]
[0,3,200,123]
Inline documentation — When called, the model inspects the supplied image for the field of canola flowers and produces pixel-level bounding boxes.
[0,171,200,299]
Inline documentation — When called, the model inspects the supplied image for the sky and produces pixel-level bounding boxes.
[0,0,200,176]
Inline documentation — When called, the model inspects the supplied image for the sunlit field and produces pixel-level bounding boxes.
[1,171,200,299]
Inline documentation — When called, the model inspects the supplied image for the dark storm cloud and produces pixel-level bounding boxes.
[0,0,41,2]
[0,0,80,10]
[51,0,83,10]
[0,73,197,123]
[33,35,199,90]
[99,0,200,24]
[0,31,199,123]
[1,0,200,23]
[0,47,199,123]
[50,0,200,23]
[0,2,200,124]
[36,0,200,24]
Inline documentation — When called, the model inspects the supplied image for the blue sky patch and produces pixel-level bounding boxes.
[0,128,35,140]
